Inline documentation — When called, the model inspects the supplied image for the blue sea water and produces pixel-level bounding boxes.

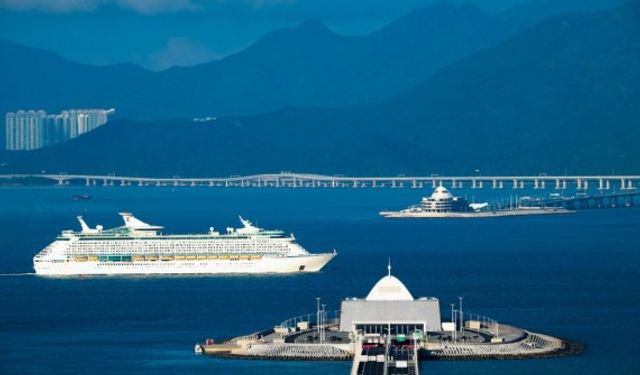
[0,186,639,374]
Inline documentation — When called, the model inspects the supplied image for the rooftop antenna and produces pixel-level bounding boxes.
[387,257,392,277]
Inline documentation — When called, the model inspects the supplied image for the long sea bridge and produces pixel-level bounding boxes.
[1,172,639,190]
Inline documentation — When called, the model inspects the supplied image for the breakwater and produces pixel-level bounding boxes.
[425,332,582,360]
[197,327,579,362]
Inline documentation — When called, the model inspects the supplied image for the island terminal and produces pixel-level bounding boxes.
[195,264,581,374]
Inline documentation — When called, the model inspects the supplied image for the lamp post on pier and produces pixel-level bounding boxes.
[459,297,464,333]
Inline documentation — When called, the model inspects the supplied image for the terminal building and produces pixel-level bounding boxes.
[420,186,471,213]
[339,266,441,335]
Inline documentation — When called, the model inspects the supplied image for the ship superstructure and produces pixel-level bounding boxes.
[33,213,335,275]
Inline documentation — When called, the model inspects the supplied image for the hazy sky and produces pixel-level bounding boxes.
[0,0,533,70]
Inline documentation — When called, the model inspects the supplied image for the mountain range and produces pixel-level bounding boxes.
[2,2,638,176]
[0,0,629,123]
[0,2,504,121]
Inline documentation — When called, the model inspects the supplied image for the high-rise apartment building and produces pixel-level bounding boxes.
[5,108,114,150]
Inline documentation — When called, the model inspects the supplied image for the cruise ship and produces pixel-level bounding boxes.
[33,213,336,276]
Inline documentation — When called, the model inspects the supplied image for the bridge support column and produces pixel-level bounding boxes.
[412,179,417,188]
[629,180,634,190]
[576,178,582,190]
[392,180,396,188]
[85,178,90,186]
[138,180,144,186]
[478,180,483,188]
[534,179,539,189]
[512,179,518,189]
[583,180,589,190]
[452,179,458,189]
[472,179,477,189]
[432,180,437,188]
[540,180,545,189]
[492,179,497,189]
[555,179,561,189]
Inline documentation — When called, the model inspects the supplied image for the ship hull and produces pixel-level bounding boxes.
[34,253,336,276]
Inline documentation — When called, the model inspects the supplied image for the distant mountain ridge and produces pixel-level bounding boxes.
[497,0,631,32]
[0,0,631,146]
[2,3,638,176]
[0,2,505,123]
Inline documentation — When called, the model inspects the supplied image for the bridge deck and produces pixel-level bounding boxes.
[1,173,639,190]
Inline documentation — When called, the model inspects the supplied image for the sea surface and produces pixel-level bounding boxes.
[1,186,639,374]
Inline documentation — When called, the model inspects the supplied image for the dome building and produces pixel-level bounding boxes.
[420,186,471,213]
[339,265,441,335]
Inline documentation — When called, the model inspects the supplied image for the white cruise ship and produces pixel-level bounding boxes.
[33,213,336,276]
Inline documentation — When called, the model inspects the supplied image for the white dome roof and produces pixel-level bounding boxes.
[430,186,453,199]
[365,275,414,301]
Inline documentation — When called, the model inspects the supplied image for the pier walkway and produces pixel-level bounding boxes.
[544,191,640,209]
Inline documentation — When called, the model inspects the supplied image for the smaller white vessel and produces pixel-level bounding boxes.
[380,186,475,218]
[381,187,574,218]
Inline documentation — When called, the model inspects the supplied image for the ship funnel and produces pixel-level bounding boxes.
[77,216,91,233]
[118,212,163,231]
[237,216,260,234]
[239,216,252,227]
